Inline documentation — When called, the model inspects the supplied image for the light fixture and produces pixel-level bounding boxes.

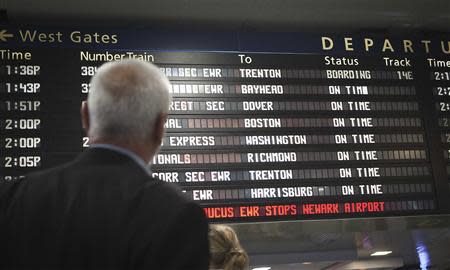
[302,262,312,264]
[252,267,271,270]
[370,251,392,256]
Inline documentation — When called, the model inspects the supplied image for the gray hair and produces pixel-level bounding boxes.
[87,59,171,143]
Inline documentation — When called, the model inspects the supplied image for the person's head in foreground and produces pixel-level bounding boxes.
[209,224,249,270]
[81,59,171,162]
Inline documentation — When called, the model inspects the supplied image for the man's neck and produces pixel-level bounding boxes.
[89,138,153,164]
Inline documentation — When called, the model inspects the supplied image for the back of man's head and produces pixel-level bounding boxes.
[87,59,171,143]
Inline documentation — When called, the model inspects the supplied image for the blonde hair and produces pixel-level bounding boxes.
[209,225,249,270]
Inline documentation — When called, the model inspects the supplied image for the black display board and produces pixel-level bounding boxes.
[1,26,449,222]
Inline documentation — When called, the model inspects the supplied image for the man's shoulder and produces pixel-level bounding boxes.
[20,160,77,188]
[26,162,71,179]
[142,178,193,206]
[135,179,206,232]
[0,162,72,213]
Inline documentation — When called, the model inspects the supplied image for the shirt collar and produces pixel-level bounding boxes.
[90,144,152,175]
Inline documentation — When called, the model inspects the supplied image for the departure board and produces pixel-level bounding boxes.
[1,26,449,222]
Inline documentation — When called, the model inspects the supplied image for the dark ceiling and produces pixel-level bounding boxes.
[1,0,449,32]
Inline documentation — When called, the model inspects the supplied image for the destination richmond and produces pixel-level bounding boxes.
[247,152,297,162]
[153,152,296,164]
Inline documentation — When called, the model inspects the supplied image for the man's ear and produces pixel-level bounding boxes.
[154,113,167,143]
[81,101,90,134]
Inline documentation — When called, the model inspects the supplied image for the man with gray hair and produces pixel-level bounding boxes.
[0,59,210,270]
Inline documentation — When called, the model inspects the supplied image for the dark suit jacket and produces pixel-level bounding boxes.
[0,148,209,270]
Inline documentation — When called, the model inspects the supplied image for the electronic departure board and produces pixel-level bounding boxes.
[1,26,449,222]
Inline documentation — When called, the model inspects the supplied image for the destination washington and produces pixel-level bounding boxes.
[245,135,307,145]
